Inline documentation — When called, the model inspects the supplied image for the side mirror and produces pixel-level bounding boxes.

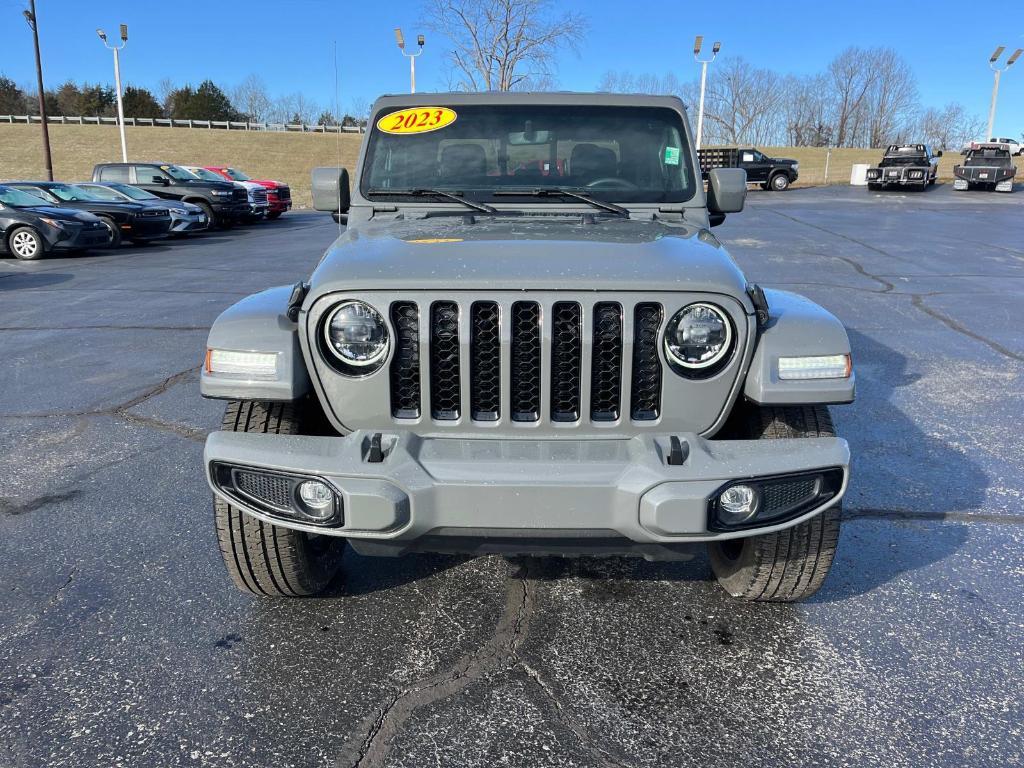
[312,167,350,215]
[706,167,746,224]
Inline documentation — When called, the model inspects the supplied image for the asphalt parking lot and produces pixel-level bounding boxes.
[2,184,1023,768]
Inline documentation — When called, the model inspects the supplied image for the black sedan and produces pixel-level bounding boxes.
[6,182,171,247]
[77,182,209,235]
[0,184,111,260]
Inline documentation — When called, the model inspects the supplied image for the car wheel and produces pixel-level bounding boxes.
[707,405,841,602]
[770,173,790,191]
[98,216,121,248]
[213,400,345,597]
[267,211,283,220]
[7,226,45,260]
[193,201,216,230]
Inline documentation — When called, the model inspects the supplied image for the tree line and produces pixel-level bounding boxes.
[598,47,989,150]
[0,73,367,127]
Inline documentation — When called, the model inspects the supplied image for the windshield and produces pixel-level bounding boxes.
[80,185,128,202]
[186,167,227,182]
[162,165,197,180]
[224,168,250,181]
[46,184,105,202]
[0,185,53,207]
[362,104,696,205]
[109,183,158,200]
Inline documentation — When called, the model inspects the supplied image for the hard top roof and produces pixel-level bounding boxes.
[371,91,688,111]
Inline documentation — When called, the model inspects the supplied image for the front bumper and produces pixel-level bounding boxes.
[247,202,270,218]
[49,224,111,250]
[169,211,209,233]
[268,196,292,213]
[867,169,928,187]
[126,216,172,240]
[205,431,850,554]
[211,201,251,219]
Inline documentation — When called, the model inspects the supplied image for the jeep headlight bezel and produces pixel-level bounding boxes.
[321,300,390,375]
[663,302,734,377]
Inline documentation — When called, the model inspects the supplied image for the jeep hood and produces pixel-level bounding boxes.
[308,216,749,298]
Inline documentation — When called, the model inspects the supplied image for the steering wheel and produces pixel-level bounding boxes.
[585,177,639,190]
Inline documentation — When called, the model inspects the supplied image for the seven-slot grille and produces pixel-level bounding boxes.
[388,299,664,425]
[251,187,269,205]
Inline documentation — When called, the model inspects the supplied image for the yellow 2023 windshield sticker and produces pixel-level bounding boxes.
[377,107,457,135]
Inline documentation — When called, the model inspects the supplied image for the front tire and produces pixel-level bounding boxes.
[213,400,345,597]
[7,226,44,260]
[98,216,121,248]
[267,210,283,220]
[708,405,841,602]
[770,173,790,191]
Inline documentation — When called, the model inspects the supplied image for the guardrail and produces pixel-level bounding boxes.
[0,114,364,133]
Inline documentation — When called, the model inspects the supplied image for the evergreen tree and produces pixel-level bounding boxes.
[121,86,163,117]
[0,76,26,114]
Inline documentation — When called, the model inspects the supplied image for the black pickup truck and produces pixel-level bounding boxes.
[91,162,250,227]
[697,147,799,190]
[866,144,941,191]
[954,144,1017,193]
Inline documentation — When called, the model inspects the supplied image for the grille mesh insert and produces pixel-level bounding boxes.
[233,470,292,510]
[591,303,623,421]
[762,478,818,515]
[631,303,663,420]
[390,302,420,418]
[550,302,583,422]
[510,301,542,422]
[430,301,461,420]
[470,302,501,421]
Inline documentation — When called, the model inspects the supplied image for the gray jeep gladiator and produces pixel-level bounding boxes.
[201,93,855,602]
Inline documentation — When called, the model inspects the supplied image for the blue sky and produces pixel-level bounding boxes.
[1,0,1022,135]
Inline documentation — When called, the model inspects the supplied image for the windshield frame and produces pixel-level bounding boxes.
[360,102,698,207]
[223,168,251,181]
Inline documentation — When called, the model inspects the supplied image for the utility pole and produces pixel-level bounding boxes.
[693,36,721,150]
[97,25,129,162]
[986,46,1023,140]
[394,28,425,93]
[23,0,53,180]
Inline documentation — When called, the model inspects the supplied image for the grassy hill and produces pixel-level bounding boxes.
[1,124,967,205]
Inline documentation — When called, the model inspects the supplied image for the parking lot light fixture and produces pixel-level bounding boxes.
[693,36,721,150]
[986,46,1023,140]
[394,27,425,94]
[98,24,129,163]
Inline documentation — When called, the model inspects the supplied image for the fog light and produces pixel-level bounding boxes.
[719,484,758,523]
[296,480,335,520]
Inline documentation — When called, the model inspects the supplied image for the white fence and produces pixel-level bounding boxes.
[0,114,364,133]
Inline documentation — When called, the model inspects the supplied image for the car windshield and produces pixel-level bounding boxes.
[0,185,53,207]
[224,168,250,181]
[362,103,697,205]
[45,184,104,202]
[109,183,158,200]
[80,185,127,202]
[162,165,197,180]
[186,167,226,182]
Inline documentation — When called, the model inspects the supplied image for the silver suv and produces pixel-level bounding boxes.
[200,93,855,602]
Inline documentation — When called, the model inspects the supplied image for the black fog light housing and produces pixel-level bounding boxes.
[210,463,343,526]
[707,468,843,532]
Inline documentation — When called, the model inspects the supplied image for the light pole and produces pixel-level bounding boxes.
[693,36,720,150]
[23,0,53,181]
[986,46,1023,140]
[394,28,425,93]
[97,24,129,162]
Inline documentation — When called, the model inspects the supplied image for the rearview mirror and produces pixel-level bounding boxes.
[312,167,351,215]
[706,168,746,223]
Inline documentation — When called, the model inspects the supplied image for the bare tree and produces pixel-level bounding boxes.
[156,77,176,117]
[782,74,833,146]
[920,102,984,150]
[864,49,918,147]
[827,47,877,147]
[268,92,319,124]
[702,57,785,145]
[597,71,684,97]
[423,0,586,91]
[233,74,272,122]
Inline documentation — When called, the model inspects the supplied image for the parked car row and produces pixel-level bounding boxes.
[1,163,292,260]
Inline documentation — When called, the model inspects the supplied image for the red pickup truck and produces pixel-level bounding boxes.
[202,167,292,218]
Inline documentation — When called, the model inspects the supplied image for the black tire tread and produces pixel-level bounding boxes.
[213,400,340,597]
[709,405,841,602]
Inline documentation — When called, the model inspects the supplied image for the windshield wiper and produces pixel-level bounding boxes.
[493,187,629,217]
[367,188,497,214]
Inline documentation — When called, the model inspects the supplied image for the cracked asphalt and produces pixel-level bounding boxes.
[2,185,1023,768]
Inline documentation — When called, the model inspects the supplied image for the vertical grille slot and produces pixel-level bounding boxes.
[510,301,541,422]
[631,303,663,420]
[550,302,583,422]
[430,301,461,420]
[590,302,623,421]
[470,301,501,421]
[389,302,421,418]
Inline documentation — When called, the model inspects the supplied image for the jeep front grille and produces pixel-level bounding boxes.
[388,299,664,425]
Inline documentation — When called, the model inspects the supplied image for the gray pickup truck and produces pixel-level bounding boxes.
[201,92,855,602]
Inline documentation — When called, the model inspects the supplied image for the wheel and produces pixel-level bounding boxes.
[97,216,121,248]
[769,173,790,191]
[7,226,44,260]
[708,405,841,602]
[267,210,283,220]
[193,201,216,229]
[213,400,345,597]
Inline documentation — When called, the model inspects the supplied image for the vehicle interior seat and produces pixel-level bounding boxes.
[439,144,488,186]
[570,144,618,184]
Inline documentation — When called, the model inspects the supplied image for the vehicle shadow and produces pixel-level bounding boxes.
[324,550,472,597]
[0,272,73,290]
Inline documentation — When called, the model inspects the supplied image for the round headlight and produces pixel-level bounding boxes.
[664,303,732,371]
[323,300,389,367]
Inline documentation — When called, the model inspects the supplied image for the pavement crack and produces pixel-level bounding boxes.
[909,294,1023,362]
[117,411,208,443]
[521,662,628,768]
[844,508,1024,525]
[336,559,537,768]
